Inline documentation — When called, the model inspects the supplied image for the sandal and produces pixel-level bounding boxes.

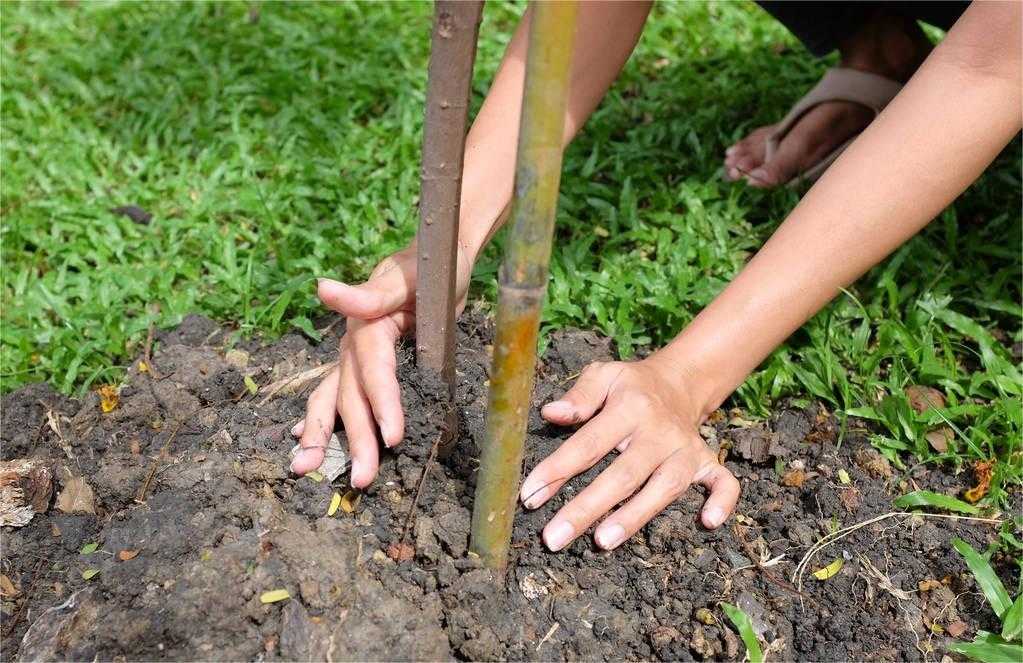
[765,67,903,185]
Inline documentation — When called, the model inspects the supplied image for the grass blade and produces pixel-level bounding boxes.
[721,602,764,663]
[953,538,1012,619]
[950,631,1023,663]
[1001,596,1022,642]
[894,490,981,515]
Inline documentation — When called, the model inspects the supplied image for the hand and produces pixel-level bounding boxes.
[519,357,740,552]
[289,242,473,487]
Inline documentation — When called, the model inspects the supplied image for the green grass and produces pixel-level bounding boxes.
[2,2,1020,502]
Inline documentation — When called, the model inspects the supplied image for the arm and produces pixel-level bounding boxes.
[293,2,652,483]
[524,0,1021,553]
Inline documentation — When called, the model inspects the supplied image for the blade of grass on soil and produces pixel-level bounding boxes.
[952,538,1012,619]
[893,490,981,515]
[721,602,764,663]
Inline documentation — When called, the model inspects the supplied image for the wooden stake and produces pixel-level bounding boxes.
[416,0,484,455]
[470,0,578,570]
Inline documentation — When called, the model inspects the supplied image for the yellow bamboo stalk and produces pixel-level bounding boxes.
[470,0,579,570]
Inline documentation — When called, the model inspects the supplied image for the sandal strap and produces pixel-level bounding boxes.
[765,67,903,162]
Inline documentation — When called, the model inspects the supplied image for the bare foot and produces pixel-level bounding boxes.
[724,10,932,188]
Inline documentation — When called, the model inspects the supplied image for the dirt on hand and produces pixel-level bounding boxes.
[1,311,1016,661]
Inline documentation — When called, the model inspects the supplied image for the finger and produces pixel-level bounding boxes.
[694,459,740,529]
[520,410,635,509]
[291,367,341,474]
[541,444,659,552]
[541,362,621,425]
[351,316,405,447]
[594,449,696,550]
[317,258,414,320]
[339,349,380,489]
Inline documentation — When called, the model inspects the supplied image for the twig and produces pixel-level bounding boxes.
[733,522,816,606]
[135,418,188,503]
[536,622,560,652]
[142,322,162,380]
[397,428,444,553]
[257,362,337,405]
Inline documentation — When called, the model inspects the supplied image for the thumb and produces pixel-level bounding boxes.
[541,362,618,425]
[318,260,414,320]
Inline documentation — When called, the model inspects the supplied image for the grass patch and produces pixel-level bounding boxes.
[2,2,1020,501]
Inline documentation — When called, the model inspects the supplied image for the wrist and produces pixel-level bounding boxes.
[642,349,724,422]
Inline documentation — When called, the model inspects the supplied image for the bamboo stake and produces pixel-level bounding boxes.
[470,1,578,570]
[416,1,483,455]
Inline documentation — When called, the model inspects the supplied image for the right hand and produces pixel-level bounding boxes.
[289,242,473,488]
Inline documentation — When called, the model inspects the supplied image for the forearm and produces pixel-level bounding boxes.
[457,1,652,262]
[655,0,1022,415]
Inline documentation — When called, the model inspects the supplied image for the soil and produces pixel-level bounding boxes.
[1,310,1017,662]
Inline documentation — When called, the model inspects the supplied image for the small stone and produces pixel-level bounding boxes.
[694,607,717,625]
[224,349,250,369]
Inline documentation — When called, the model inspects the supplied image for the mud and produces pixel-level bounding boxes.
[1,311,1017,661]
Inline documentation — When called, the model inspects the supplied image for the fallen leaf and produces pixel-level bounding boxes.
[56,476,96,515]
[947,620,969,638]
[925,426,954,453]
[839,487,861,513]
[81,569,100,580]
[905,385,946,414]
[137,360,149,374]
[129,439,141,455]
[812,558,844,580]
[259,589,290,604]
[243,375,259,396]
[781,469,806,488]
[386,542,414,562]
[837,468,851,485]
[305,471,323,483]
[339,489,361,514]
[118,549,139,561]
[694,607,717,625]
[110,205,152,224]
[0,574,20,598]
[963,460,994,503]
[97,385,120,413]
[327,492,341,517]
[80,542,98,555]
[918,579,942,592]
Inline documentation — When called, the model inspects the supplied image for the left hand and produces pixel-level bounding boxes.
[519,357,740,552]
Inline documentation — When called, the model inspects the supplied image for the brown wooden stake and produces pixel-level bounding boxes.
[416,0,484,454]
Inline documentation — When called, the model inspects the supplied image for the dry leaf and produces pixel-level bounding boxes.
[947,620,969,638]
[305,471,323,483]
[339,490,361,514]
[56,476,96,515]
[129,438,142,455]
[98,385,120,413]
[963,460,993,503]
[259,589,290,604]
[386,542,414,562]
[905,385,946,414]
[82,569,100,580]
[839,487,861,513]
[243,375,259,396]
[918,578,942,592]
[0,574,20,598]
[837,468,851,485]
[812,558,844,580]
[137,360,149,374]
[925,426,954,453]
[118,550,139,561]
[781,469,806,488]
[327,492,341,517]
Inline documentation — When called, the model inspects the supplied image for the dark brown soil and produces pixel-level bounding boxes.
[1,311,1016,661]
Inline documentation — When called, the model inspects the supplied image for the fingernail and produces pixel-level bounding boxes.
[703,506,725,528]
[543,520,575,552]
[350,459,362,488]
[520,476,550,509]
[595,523,626,550]
[289,449,310,473]
[615,435,632,452]
[290,422,303,437]
[380,421,396,447]
[542,401,572,418]
[725,146,736,156]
